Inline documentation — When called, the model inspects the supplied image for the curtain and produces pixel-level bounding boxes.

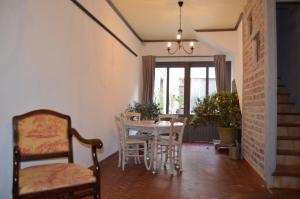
[142,56,155,104]
[214,55,227,93]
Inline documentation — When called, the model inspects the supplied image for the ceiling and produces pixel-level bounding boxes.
[110,0,246,41]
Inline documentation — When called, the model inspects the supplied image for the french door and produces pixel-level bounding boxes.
[153,62,217,117]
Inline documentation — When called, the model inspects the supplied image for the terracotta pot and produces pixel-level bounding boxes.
[217,127,235,144]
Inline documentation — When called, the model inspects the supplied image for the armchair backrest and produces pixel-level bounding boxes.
[13,109,73,162]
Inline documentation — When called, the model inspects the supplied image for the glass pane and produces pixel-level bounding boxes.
[154,68,167,114]
[190,67,207,114]
[208,67,217,95]
[169,68,185,114]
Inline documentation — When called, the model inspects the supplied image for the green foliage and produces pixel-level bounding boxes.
[128,102,160,120]
[191,92,241,128]
[175,95,184,104]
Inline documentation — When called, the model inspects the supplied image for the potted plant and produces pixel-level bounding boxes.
[191,92,241,144]
[128,102,160,120]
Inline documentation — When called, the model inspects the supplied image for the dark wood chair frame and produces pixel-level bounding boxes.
[12,109,103,199]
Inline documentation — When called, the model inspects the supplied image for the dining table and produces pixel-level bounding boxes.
[123,120,184,173]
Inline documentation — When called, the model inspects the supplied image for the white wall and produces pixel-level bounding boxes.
[0,0,142,198]
[195,26,243,108]
[236,24,244,105]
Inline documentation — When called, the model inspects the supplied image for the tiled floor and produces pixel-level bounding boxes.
[99,144,300,199]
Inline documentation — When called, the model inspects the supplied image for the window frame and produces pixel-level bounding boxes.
[155,61,231,116]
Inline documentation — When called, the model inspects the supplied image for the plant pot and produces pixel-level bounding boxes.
[229,146,241,160]
[217,127,235,145]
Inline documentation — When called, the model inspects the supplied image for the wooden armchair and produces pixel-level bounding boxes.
[12,109,103,199]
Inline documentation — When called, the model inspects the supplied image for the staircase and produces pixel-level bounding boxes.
[273,79,300,189]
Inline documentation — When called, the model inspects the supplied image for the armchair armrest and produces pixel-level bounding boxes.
[71,128,103,149]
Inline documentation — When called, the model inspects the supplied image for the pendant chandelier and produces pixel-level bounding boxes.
[167,1,194,55]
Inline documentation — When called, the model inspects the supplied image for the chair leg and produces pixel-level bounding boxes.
[160,146,163,168]
[122,148,126,171]
[94,188,100,199]
[133,145,140,165]
[134,156,137,165]
[178,146,183,172]
[137,145,142,164]
[13,192,17,199]
[169,146,175,175]
[118,149,122,168]
[164,146,168,168]
[143,142,150,170]
[94,176,101,199]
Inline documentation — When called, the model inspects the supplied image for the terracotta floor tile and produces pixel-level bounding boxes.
[93,143,300,199]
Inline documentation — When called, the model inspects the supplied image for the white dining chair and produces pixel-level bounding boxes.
[158,114,179,139]
[124,111,142,136]
[157,117,187,175]
[114,115,151,171]
[158,114,179,121]
[124,111,141,121]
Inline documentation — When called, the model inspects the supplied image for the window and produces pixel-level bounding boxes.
[208,67,217,95]
[154,62,227,116]
[190,67,206,113]
[154,68,167,113]
[169,68,185,114]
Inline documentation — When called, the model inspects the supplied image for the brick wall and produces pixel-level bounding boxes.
[242,0,266,178]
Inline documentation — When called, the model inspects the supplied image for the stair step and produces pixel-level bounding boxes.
[278,102,295,105]
[278,91,289,95]
[273,165,300,177]
[278,113,300,124]
[277,92,290,96]
[277,135,300,141]
[278,123,300,127]
[277,149,300,156]
[277,152,300,165]
[273,176,300,189]
[278,103,295,113]
[278,139,300,150]
[278,96,291,103]
[278,113,300,115]
[278,136,300,141]
[278,93,291,103]
[277,78,284,86]
[278,126,300,138]
[278,87,289,94]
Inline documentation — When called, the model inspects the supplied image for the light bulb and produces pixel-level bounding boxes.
[167,42,172,48]
[177,34,181,40]
[190,42,194,47]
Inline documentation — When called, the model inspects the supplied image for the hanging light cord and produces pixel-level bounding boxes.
[167,0,194,55]
[179,3,182,30]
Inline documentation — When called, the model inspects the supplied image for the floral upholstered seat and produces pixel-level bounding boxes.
[19,163,96,195]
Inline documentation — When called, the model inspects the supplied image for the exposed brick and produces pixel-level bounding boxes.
[242,0,266,178]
